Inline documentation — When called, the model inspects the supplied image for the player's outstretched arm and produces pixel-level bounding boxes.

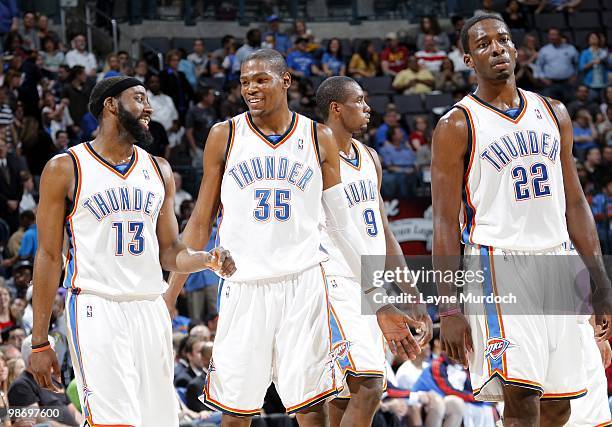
[366,145,434,348]
[154,155,235,276]
[31,155,72,392]
[165,121,231,308]
[431,108,473,367]
[552,98,612,339]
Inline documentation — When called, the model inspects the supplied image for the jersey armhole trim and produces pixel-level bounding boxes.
[537,95,561,133]
[148,155,166,187]
[454,105,475,180]
[224,118,235,168]
[65,149,82,220]
[311,121,322,167]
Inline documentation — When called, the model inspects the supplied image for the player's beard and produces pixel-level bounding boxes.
[117,102,153,147]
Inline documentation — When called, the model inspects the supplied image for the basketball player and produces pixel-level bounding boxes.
[315,76,433,427]
[165,49,424,426]
[29,76,236,427]
[431,15,612,426]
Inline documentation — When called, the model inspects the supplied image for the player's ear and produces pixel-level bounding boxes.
[282,71,291,90]
[464,53,474,70]
[329,101,340,118]
[103,97,118,115]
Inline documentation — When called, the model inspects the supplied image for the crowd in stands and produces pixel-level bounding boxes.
[0,0,610,425]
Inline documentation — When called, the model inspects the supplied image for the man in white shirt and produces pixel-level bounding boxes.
[415,35,448,73]
[173,172,192,217]
[187,39,209,78]
[65,34,97,77]
[146,74,179,132]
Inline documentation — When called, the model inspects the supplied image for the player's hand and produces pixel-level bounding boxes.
[408,303,434,348]
[205,246,236,277]
[30,347,62,393]
[440,312,473,368]
[376,304,423,359]
[592,288,612,341]
[598,339,612,368]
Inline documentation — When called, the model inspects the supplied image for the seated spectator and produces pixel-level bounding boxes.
[415,35,447,73]
[187,39,209,78]
[185,341,214,411]
[7,327,25,351]
[6,210,35,258]
[174,336,206,387]
[502,0,527,29]
[147,74,178,132]
[379,126,418,199]
[18,116,57,177]
[6,259,31,300]
[573,108,599,157]
[8,335,80,426]
[174,172,192,217]
[19,11,40,52]
[590,178,611,253]
[39,36,64,77]
[261,33,276,51]
[188,324,212,342]
[321,38,346,77]
[348,40,379,78]
[597,110,612,144]
[177,47,198,89]
[166,120,186,159]
[221,39,239,82]
[374,106,407,148]
[578,32,608,102]
[65,33,97,77]
[536,28,578,103]
[98,53,122,81]
[160,49,194,124]
[116,50,132,74]
[219,80,246,120]
[290,19,313,45]
[417,16,451,53]
[473,0,502,17]
[520,33,539,65]
[18,171,37,213]
[9,297,28,333]
[287,37,322,79]
[234,29,261,74]
[583,146,606,189]
[380,32,410,77]
[447,38,472,77]
[133,59,149,84]
[186,86,218,152]
[409,115,431,150]
[17,211,36,259]
[514,48,539,92]
[265,15,291,55]
[435,58,465,93]
[210,35,235,78]
[567,85,601,121]
[0,287,14,333]
[61,65,92,126]
[37,15,59,47]
[41,91,72,144]
[393,56,435,95]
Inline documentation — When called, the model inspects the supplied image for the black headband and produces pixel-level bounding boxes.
[89,77,144,118]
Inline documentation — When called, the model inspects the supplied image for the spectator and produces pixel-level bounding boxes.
[51,64,72,99]
[178,47,198,89]
[61,65,92,126]
[65,34,97,77]
[0,137,22,232]
[184,227,220,322]
[573,108,599,157]
[18,171,37,213]
[19,11,39,52]
[321,38,346,77]
[166,120,186,159]
[7,327,25,350]
[567,84,601,119]
[0,87,12,131]
[38,36,64,77]
[188,325,212,342]
[380,32,410,77]
[18,116,57,177]
[502,0,527,29]
[536,27,578,103]
[187,39,209,79]
[374,106,407,148]
[598,110,612,143]
[219,80,246,119]
[409,115,431,150]
[287,37,322,79]
[221,39,239,82]
[0,287,14,332]
[234,29,261,74]
[133,58,149,84]
[473,0,503,17]
[41,91,72,143]
[417,16,451,53]
[0,0,18,54]
[264,15,291,55]
[185,86,218,151]
[8,335,80,426]
[116,50,132,75]
[185,342,215,411]
[174,336,206,387]
[6,210,34,258]
[379,126,418,199]
[6,259,31,300]
[36,14,58,46]
[55,129,69,152]
[583,146,605,188]
[17,209,36,259]
[261,33,276,50]
[210,35,235,78]
[578,32,608,102]
[348,40,379,78]
[99,53,122,80]
[159,49,194,124]
[146,74,178,132]
[393,55,435,95]
[290,19,313,45]
[79,111,99,142]
[0,356,8,424]
[514,48,539,91]
[0,344,20,361]
[535,0,582,14]
[448,15,465,47]
[520,33,539,65]
[435,58,465,92]
[415,35,447,73]
[174,172,193,217]
[9,297,27,333]
[7,357,25,386]
[591,178,611,253]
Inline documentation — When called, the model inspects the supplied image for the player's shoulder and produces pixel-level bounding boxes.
[43,152,75,176]
[435,106,469,134]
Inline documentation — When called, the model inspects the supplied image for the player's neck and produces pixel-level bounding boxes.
[250,107,292,135]
[326,121,353,155]
[474,78,520,110]
[92,124,136,164]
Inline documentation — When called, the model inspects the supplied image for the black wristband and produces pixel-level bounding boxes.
[31,340,50,350]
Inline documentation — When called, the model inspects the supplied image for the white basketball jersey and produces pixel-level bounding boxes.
[321,140,386,278]
[63,143,166,297]
[219,112,325,281]
[456,89,569,250]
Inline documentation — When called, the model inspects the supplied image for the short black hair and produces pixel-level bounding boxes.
[460,14,508,54]
[315,76,360,121]
[243,48,288,76]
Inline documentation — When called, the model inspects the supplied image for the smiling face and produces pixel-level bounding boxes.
[464,18,516,82]
[240,59,291,118]
[109,86,153,146]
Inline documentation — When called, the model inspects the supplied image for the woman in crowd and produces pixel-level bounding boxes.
[39,36,64,78]
[321,38,346,77]
[434,58,465,93]
[349,40,379,78]
[579,32,609,103]
[416,16,450,52]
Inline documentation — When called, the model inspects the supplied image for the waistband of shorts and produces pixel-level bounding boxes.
[225,262,322,285]
[69,287,162,302]
[465,243,567,255]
